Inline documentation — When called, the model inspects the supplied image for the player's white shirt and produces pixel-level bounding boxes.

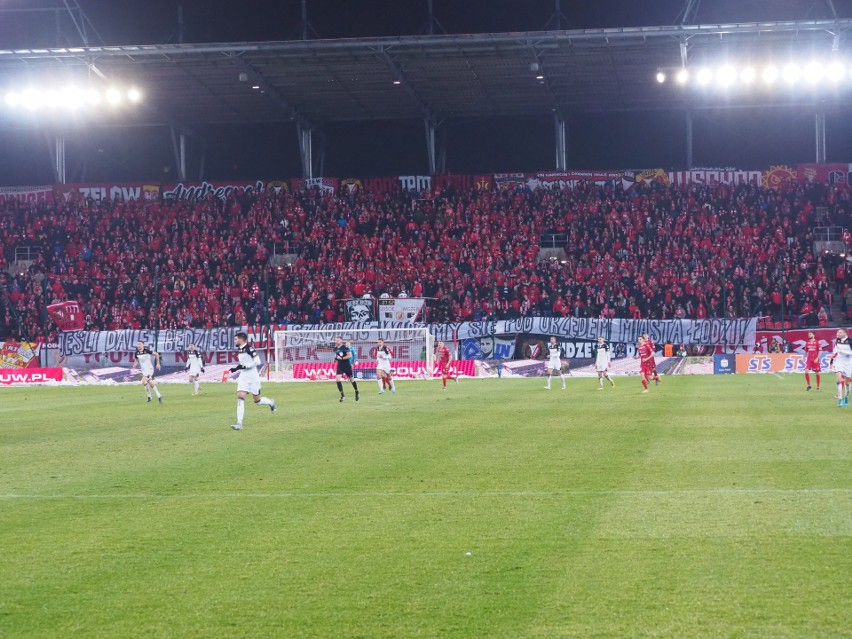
[546,344,562,369]
[135,348,156,376]
[186,350,204,375]
[236,343,262,394]
[376,345,393,373]
[832,339,852,377]
[595,342,611,371]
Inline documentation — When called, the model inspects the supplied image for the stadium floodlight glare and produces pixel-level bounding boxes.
[675,68,689,84]
[1,84,143,113]
[716,65,736,87]
[655,71,666,83]
[696,68,713,85]
[22,89,42,109]
[105,88,122,105]
[740,67,756,83]
[827,61,845,82]
[762,65,779,84]
[783,64,801,84]
[805,62,825,83]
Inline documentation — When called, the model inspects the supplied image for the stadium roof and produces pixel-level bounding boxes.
[1,19,852,130]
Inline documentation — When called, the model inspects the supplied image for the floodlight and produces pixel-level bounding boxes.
[62,87,85,109]
[805,62,825,83]
[696,68,712,85]
[22,89,42,109]
[716,65,736,86]
[675,68,689,84]
[762,65,779,83]
[655,71,666,83]
[740,67,756,83]
[783,64,801,83]
[43,89,61,108]
[827,61,845,82]
[85,89,100,105]
[105,87,122,105]
[127,87,141,103]
[4,91,20,107]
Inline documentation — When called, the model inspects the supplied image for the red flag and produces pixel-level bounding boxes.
[47,301,85,331]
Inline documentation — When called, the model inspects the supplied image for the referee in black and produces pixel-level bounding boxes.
[334,336,360,402]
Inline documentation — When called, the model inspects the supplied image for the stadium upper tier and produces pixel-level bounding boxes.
[1,178,850,341]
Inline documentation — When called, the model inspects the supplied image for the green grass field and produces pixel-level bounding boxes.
[1,375,851,639]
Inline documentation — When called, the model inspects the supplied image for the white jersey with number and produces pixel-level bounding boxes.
[376,345,393,373]
[832,339,852,377]
[236,343,262,395]
[546,344,562,370]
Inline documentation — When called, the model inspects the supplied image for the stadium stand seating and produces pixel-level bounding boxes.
[1,178,850,341]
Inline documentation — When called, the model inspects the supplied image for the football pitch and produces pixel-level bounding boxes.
[1,375,850,639]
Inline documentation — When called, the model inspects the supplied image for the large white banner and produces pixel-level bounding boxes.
[58,327,244,356]
[59,318,757,359]
[431,317,757,347]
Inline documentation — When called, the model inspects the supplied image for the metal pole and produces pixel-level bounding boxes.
[297,124,313,178]
[722,265,727,353]
[686,110,694,169]
[179,132,187,182]
[815,111,827,163]
[425,119,437,175]
[54,134,66,184]
[780,257,786,348]
[554,115,567,170]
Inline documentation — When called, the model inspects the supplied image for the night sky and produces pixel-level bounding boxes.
[0,0,850,184]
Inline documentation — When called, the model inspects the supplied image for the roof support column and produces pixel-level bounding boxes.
[170,127,187,182]
[298,123,313,179]
[425,119,437,175]
[51,134,66,185]
[815,111,827,164]
[686,110,694,169]
[554,114,567,170]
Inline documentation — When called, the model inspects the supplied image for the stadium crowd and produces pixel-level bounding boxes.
[1,177,851,341]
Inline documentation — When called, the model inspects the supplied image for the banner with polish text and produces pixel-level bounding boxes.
[54,182,159,203]
[0,184,54,204]
[58,327,244,357]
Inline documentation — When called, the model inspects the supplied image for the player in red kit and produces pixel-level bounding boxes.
[436,340,458,390]
[636,336,655,393]
[641,332,661,385]
[804,331,822,391]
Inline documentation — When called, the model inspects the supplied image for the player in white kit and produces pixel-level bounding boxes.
[229,332,276,430]
[829,327,852,408]
[593,336,615,389]
[376,337,396,395]
[185,343,205,395]
[132,341,163,404]
[544,336,566,390]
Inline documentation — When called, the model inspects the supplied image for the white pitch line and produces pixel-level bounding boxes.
[1,488,850,500]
